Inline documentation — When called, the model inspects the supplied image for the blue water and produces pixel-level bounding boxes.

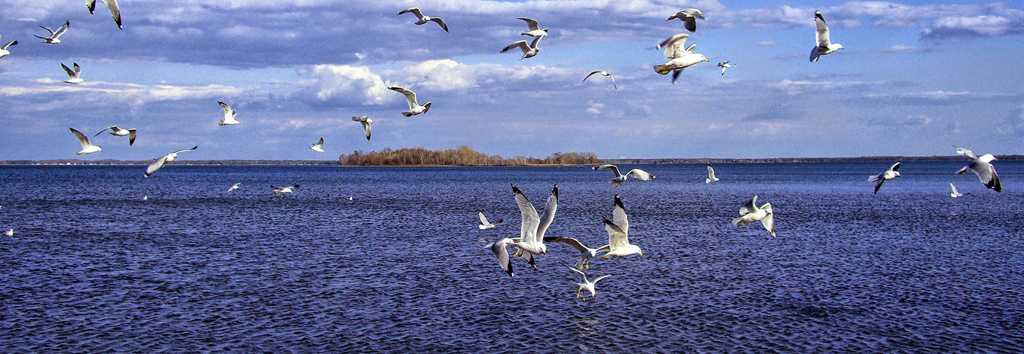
[0,162,1022,351]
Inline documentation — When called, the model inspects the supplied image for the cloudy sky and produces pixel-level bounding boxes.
[1,0,1022,160]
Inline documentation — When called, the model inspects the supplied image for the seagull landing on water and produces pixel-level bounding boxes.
[0,36,18,58]
[227,182,241,193]
[478,211,502,230]
[218,101,240,126]
[309,137,324,152]
[352,116,372,141]
[69,127,101,155]
[545,236,607,269]
[717,61,735,75]
[501,36,542,60]
[61,63,84,84]
[271,185,299,196]
[666,8,705,32]
[954,145,1001,192]
[654,33,709,84]
[95,126,136,146]
[567,265,612,301]
[583,70,617,90]
[517,17,548,38]
[949,182,964,198]
[593,164,655,188]
[869,162,901,194]
[144,146,198,178]
[733,195,775,238]
[388,87,431,117]
[810,11,844,62]
[706,163,720,183]
[397,7,449,33]
[36,20,69,44]
[601,195,643,258]
[86,0,122,30]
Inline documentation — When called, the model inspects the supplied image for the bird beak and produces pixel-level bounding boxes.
[704,58,709,62]
[640,252,644,257]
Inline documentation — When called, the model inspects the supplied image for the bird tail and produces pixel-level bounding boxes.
[402,111,413,117]
[422,102,432,114]
[731,217,745,226]
[218,121,226,126]
[868,175,880,182]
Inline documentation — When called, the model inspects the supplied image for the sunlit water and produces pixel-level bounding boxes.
[0,162,1022,351]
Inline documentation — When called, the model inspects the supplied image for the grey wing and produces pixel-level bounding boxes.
[517,17,540,31]
[761,210,776,238]
[592,274,612,285]
[529,35,542,49]
[127,129,136,146]
[874,177,885,194]
[739,195,757,215]
[583,70,601,82]
[490,240,513,277]
[815,11,831,48]
[1,40,16,50]
[890,162,901,172]
[608,74,617,90]
[61,63,76,78]
[545,237,588,253]
[682,17,696,32]
[69,127,91,149]
[970,161,1001,192]
[86,0,97,13]
[535,184,558,240]
[145,155,169,177]
[39,25,54,36]
[478,212,490,225]
[658,33,688,59]
[707,164,716,178]
[627,169,655,180]
[73,62,81,75]
[54,20,70,38]
[102,0,122,29]
[511,184,540,241]
[603,218,628,250]
[953,145,977,159]
[93,127,111,137]
[171,145,199,154]
[611,194,628,235]
[398,7,423,18]
[388,86,418,108]
[316,137,324,146]
[593,164,621,177]
[429,17,449,32]
[501,40,530,54]
[809,46,821,62]
[361,121,372,140]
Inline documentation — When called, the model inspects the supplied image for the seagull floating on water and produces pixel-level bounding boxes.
[271,185,299,196]
[36,20,69,44]
[397,7,449,33]
[810,11,844,62]
[869,162,901,194]
[227,182,241,193]
[717,61,734,75]
[517,17,548,38]
[352,116,372,141]
[86,0,122,29]
[61,63,84,84]
[69,127,101,155]
[706,163,720,183]
[309,137,324,152]
[566,265,611,301]
[218,101,240,126]
[654,33,709,84]
[144,146,198,178]
[94,126,136,146]
[388,86,432,117]
[0,36,17,58]
[949,182,964,198]
[478,211,502,230]
[732,195,776,238]
[583,70,617,90]
[666,8,705,32]
[501,36,542,60]
[545,236,607,269]
[593,164,655,188]
[602,195,643,258]
[954,145,1001,192]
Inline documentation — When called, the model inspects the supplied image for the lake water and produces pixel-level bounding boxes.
[0,162,1022,351]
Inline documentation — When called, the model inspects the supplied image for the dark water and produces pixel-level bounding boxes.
[1,162,1023,352]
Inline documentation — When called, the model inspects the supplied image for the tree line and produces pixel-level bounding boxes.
[337,146,599,166]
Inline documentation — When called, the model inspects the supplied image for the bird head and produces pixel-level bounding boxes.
[894,171,901,178]
[839,44,846,50]
[542,28,549,37]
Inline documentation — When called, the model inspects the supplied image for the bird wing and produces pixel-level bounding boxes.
[39,25,54,36]
[361,121,372,140]
[517,17,540,31]
[949,182,959,194]
[815,11,831,48]
[145,155,170,177]
[535,184,558,241]
[1,40,16,50]
[592,274,612,285]
[94,127,111,137]
[685,43,696,54]
[529,35,542,49]
[593,164,622,177]
[315,137,324,148]
[501,40,530,54]
[512,184,540,242]
[478,212,490,226]
[612,194,628,235]
[429,17,449,32]
[608,74,617,90]
[73,62,81,75]
[969,161,1001,192]
[658,33,689,59]
[707,164,716,179]
[760,206,776,238]
[626,169,655,180]
[171,145,199,155]
[54,20,70,38]
[61,63,77,78]
[603,218,628,251]
[739,195,757,215]
[388,86,418,110]
[100,0,122,29]
[890,162,901,172]
[218,101,235,117]
[582,70,601,82]
[491,239,514,277]
[545,237,589,253]
[953,145,977,159]
[87,0,97,14]
[127,129,136,146]
[398,7,424,19]
[69,128,92,149]
[874,177,886,194]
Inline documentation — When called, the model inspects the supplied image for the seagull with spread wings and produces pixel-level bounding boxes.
[654,33,709,84]
[144,146,198,178]
[810,11,844,62]
[593,164,656,188]
[69,127,101,155]
[388,86,432,117]
[94,126,137,146]
[36,20,69,44]
[397,7,449,33]
[869,162,901,194]
[86,0,122,29]
[954,145,1001,192]
[732,195,776,238]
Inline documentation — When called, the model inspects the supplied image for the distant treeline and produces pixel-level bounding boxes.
[337,146,599,166]
[603,155,1024,164]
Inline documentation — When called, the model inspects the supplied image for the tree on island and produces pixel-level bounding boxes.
[337,145,598,166]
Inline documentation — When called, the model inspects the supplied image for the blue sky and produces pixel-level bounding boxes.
[0,0,1022,160]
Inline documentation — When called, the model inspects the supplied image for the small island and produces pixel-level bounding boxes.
[338,145,599,166]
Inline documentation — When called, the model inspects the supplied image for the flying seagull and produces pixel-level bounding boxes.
[218,101,240,126]
[949,182,963,198]
[666,8,705,32]
[732,195,776,238]
[501,35,542,60]
[717,61,734,75]
[706,163,720,183]
[566,266,612,301]
[602,195,643,258]
[227,182,241,193]
[0,36,17,58]
[517,17,548,38]
[36,20,69,44]
[479,211,502,230]
[271,185,299,196]
[86,0,122,30]
[61,62,84,84]
[309,137,324,152]
[954,145,1001,192]
[592,164,656,188]
[869,162,901,194]
[545,236,607,269]
[486,238,516,277]
[583,70,617,90]
[654,33,709,84]
[397,7,449,33]
[69,127,101,155]
[510,183,558,263]
[94,126,137,146]
[810,11,844,62]
[144,146,198,178]
[388,86,432,117]
[352,116,372,141]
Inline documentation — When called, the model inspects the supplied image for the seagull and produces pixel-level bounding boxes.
[309,137,324,152]
[545,236,607,269]
[601,195,643,258]
[509,183,558,263]
[388,86,432,117]
[810,11,844,62]
[486,238,516,277]
[144,146,198,178]
[397,7,449,33]
[501,36,542,60]
[949,182,964,198]
[217,101,240,126]
[954,145,1001,192]
[869,162,901,194]
[271,184,299,196]
[94,126,137,146]
[227,182,241,193]
[592,164,656,188]
[717,61,734,75]
[0,36,17,58]
[706,163,720,183]
[479,211,502,230]
[517,17,548,38]
[654,33,709,84]
[583,70,617,90]
[666,8,705,32]
[4,229,12,237]
[566,265,611,301]
[69,127,101,155]
[86,0,122,30]
[352,116,372,141]
[35,20,69,44]
[732,195,775,238]
[348,196,354,201]
[142,195,147,201]
[61,63,84,84]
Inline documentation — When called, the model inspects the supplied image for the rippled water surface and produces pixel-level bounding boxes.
[1,162,1023,352]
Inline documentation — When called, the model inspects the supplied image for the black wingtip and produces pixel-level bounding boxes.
[551,184,558,199]
[614,194,624,209]
[511,183,522,195]
[602,217,614,226]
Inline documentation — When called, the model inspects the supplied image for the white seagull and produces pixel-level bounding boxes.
[36,20,69,44]
[567,266,612,301]
[0,36,17,58]
[954,145,1001,192]
[517,17,548,38]
[86,0,122,30]
[583,70,617,90]
[732,195,776,238]
[94,126,137,146]
[486,238,517,277]
[717,61,735,75]
[601,195,643,258]
[654,33,709,84]
[593,164,656,188]
[271,184,299,196]
[61,62,84,84]
[227,182,241,193]
[309,137,324,152]
[501,36,542,60]
[218,101,240,126]
[388,86,432,117]
[545,236,607,269]
[949,182,963,198]
[810,11,844,62]
[510,183,558,263]
[479,211,503,230]
[869,162,901,194]
[4,229,12,237]
[706,163,720,183]
[666,8,705,32]
[69,127,101,155]
[352,116,372,141]
[397,7,449,33]
[144,146,198,178]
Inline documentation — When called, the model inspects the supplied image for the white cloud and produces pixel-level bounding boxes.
[878,44,933,53]
[297,65,390,106]
[586,101,604,115]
